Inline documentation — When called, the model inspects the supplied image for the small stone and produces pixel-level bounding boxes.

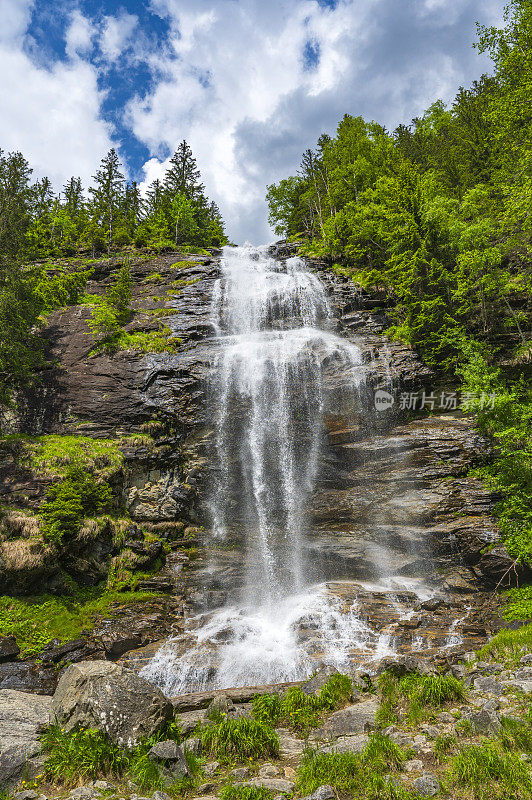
[464,651,476,662]
[230,767,251,779]
[319,734,369,754]
[437,712,454,724]
[184,736,202,755]
[309,787,335,800]
[152,793,173,800]
[93,781,114,791]
[148,740,190,778]
[198,784,216,795]
[68,789,97,800]
[515,667,532,681]
[482,699,500,712]
[203,761,220,776]
[14,792,40,800]
[421,725,440,738]
[246,779,294,793]
[405,759,424,773]
[413,773,440,797]
[284,767,297,780]
[469,708,501,733]
[258,763,280,778]
[207,694,234,718]
[520,655,532,665]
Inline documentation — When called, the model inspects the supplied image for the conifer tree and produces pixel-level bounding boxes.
[89,148,125,254]
[164,140,205,200]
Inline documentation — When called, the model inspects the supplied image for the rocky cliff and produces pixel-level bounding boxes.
[0,244,515,693]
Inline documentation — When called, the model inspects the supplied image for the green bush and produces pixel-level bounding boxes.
[503,586,532,621]
[200,717,279,763]
[40,464,113,544]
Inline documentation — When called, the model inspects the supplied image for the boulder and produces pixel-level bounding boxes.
[377,655,435,677]
[413,774,440,797]
[0,689,52,788]
[301,666,339,696]
[246,778,294,793]
[468,708,501,734]
[314,698,378,738]
[148,740,190,778]
[51,661,172,749]
[319,733,368,753]
[300,787,335,800]
[473,676,504,696]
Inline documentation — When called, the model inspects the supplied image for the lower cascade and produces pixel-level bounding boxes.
[141,244,455,695]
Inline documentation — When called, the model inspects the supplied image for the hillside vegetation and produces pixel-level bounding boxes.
[267,0,532,600]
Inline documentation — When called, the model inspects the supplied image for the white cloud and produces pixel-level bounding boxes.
[100,10,138,62]
[129,0,504,242]
[0,3,114,189]
[0,0,34,43]
[65,9,95,59]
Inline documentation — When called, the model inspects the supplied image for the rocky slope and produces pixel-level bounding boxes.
[0,243,516,693]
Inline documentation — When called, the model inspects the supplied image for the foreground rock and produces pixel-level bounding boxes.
[0,689,51,788]
[313,698,379,739]
[51,661,172,748]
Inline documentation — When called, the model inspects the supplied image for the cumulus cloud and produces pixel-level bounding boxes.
[0,0,113,188]
[65,9,95,59]
[100,9,139,63]
[128,0,505,242]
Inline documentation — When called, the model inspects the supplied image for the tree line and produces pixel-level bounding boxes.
[0,141,227,405]
[267,0,532,574]
[1,140,227,261]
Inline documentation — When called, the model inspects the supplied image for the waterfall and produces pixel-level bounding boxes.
[141,244,394,694]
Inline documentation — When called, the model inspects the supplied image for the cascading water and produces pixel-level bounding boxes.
[141,244,397,694]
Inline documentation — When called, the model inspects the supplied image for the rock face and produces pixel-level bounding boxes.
[51,661,172,748]
[0,689,51,788]
[314,698,379,738]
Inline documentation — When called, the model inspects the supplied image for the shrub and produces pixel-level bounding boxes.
[40,464,113,544]
[200,717,279,763]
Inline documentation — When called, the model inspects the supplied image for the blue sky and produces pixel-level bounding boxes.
[1,0,505,242]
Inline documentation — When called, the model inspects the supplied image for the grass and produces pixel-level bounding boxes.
[220,787,274,800]
[0,434,123,478]
[0,584,157,656]
[251,674,353,734]
[433,733,457,762]
[141,272,165,284]
[447,738,532,799]
[200,717,280,764]
[41,723,200,792]
[377,671,465,727]
[296,734,415,800]
[476,622,532,664]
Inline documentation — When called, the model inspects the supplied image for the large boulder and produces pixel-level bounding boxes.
[51,661,172,748]
[313,698,379,739]
[0,689,52,788]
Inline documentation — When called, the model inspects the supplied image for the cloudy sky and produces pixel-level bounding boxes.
[1,0,505,243]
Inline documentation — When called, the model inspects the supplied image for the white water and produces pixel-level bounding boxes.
[141,244,394,692]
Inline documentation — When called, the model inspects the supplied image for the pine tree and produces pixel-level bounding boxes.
[89,148,125,254]
[164,140,205,200]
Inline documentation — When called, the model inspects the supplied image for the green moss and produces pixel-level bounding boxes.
[0,585,157,656]
[1,434,123,478]
[141,272,165,284]
[114,328,181,353]
[173,260,199,269]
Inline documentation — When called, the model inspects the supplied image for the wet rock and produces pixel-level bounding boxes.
[0,689,51,788]
[413,774,440,797]
[314,698,378,738]
[52,661,172,748]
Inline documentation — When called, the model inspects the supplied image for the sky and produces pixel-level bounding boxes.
[0,0,506,243]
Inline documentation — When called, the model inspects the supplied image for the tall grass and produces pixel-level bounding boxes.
[447,739,532,799]
[200,717,280,763]
[377,671,465,726]
[477,623,532,664]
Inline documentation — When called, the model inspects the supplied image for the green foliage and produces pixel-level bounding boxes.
[433,733,457,762]
[40,464,113,544]
[377,671,464,726]
[27,434,123,477]
[447,738,532,799]
[504,586,532,621]
[220,786,274,800]
[200,717,279,763]
[251,674,353,733]
[0,585,157,656]
[477,622,532,663]
[296,734,412,800]
[87,258,132,342]
[41,723,194,791]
